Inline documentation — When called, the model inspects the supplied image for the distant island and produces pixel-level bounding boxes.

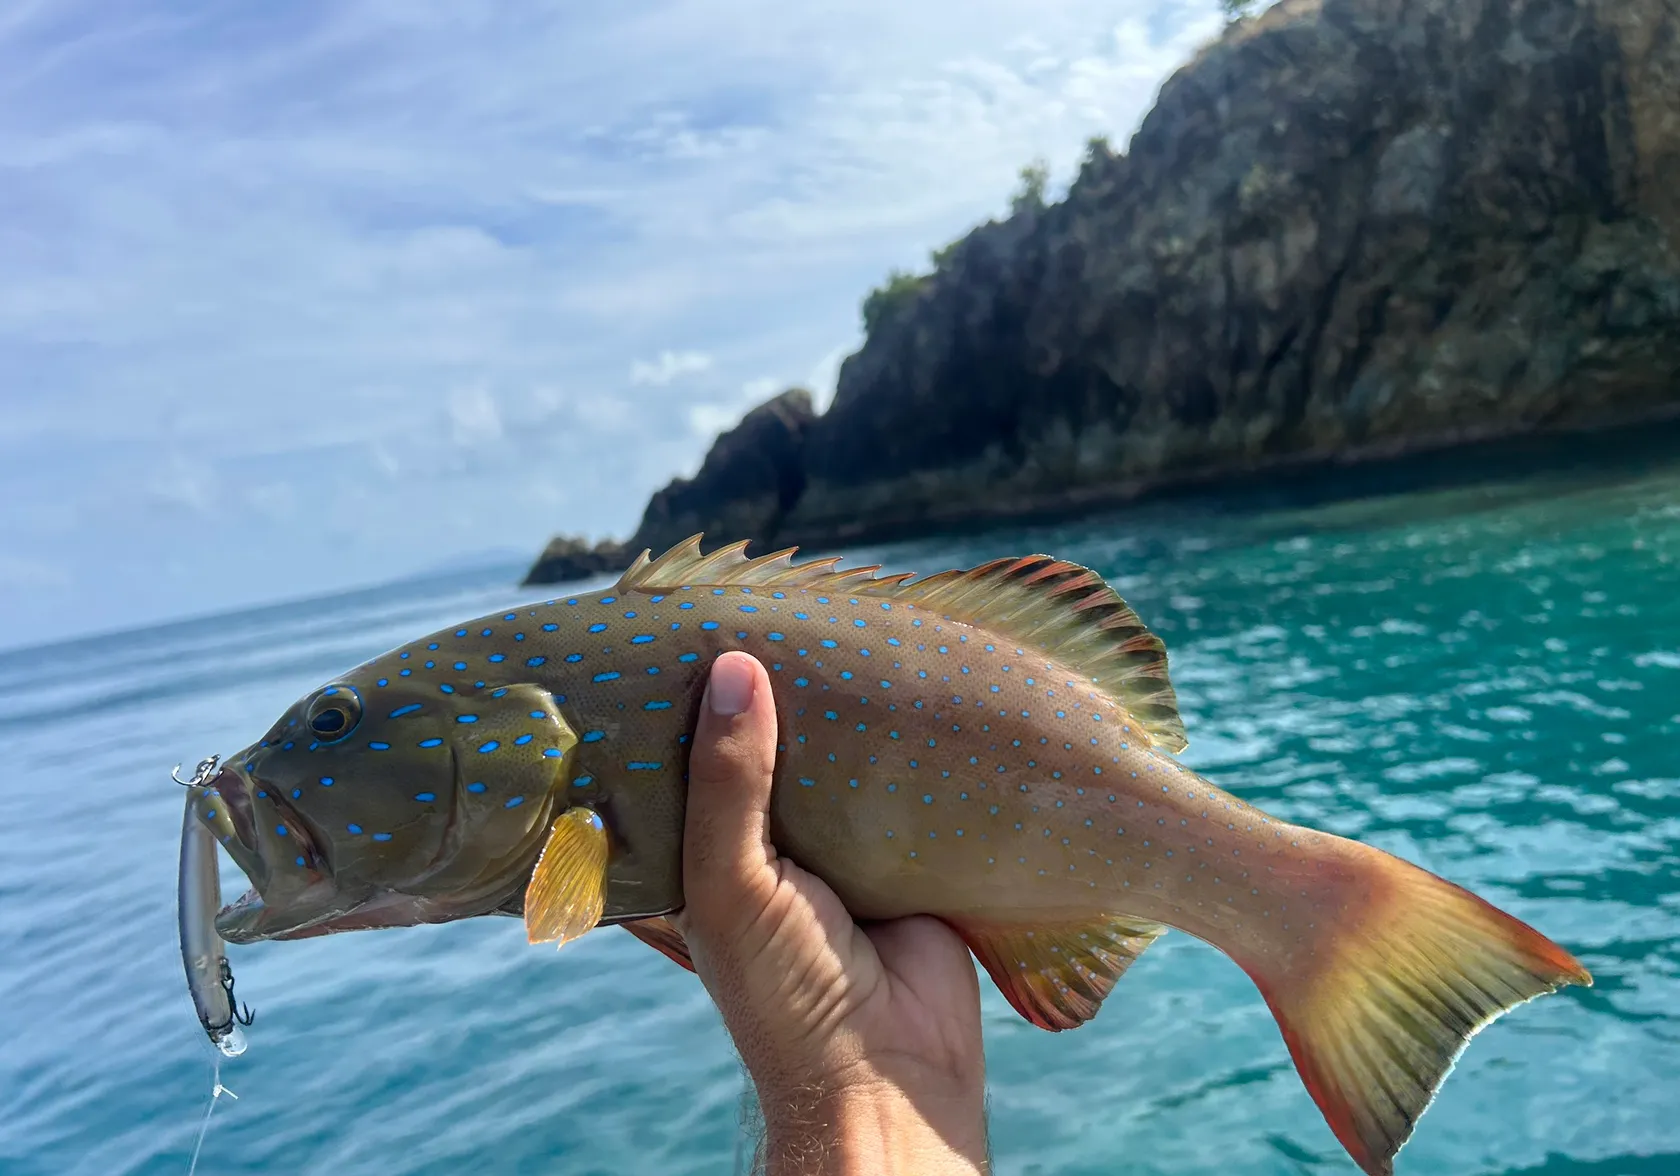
[525,0,1680,586]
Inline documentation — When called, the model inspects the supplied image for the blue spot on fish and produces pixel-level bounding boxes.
[630,635,655,644]
[457,714,478,724]
[504,797,524,808]
[415,792,436,802]
[679,652,699,663]
[348,823,363,834]
[701,621,719,631]
[369,741,390,750]
[527,655,547,666]
[419,738,443,748]
[740,604,758,613]
[466,783,486,794]
[645,700,673,710]
[478,740,501,753]
[581,731,605,743]
[390,704,422,719]
[593,671,621,683]
[515,734,533,745]
[627,761,663,771]
[373,832,392,842]
[589,623,608,633]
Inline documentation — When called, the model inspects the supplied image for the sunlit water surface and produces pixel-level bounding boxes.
[3,454,1678,1175]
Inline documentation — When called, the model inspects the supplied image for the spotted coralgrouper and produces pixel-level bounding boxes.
[188,536,1589,1176]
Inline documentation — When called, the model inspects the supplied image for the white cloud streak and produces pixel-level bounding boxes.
[630,350,715,387]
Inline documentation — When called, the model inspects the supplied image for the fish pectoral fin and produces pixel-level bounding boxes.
[524,807,609,947]
[622,915,695,972]
[951,916,1167,1032]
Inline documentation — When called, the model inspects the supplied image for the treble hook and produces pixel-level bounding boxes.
[219,959,256,1028]
[173,755,221,788]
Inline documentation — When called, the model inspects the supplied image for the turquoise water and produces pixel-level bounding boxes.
[2,453,1678,1175]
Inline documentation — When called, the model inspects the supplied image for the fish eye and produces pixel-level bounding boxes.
[306,685,362,744]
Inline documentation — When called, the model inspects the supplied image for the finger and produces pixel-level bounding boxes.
[682,650,780,929]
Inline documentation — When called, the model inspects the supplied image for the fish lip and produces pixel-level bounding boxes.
[205,767,259,857]
[214,875,364,943]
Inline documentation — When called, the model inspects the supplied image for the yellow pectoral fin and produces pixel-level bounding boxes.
[524,807,609,947]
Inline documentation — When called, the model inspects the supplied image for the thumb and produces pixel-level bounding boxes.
[681,650,780,932]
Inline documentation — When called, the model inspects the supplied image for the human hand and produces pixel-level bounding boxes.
[673,651,989,1176]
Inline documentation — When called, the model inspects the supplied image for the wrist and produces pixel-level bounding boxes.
[759,1068,987,1176]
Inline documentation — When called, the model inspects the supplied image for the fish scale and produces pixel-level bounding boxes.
[188,537,1591,1176]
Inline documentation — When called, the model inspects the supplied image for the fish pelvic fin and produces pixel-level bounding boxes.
[951,916,1167,1031]
[623,915,695,972]
[1246,847,1592,1176]
[524,807,609,947]
[616,534,1185,753]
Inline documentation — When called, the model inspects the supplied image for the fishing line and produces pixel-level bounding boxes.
[185,1057,237,1176]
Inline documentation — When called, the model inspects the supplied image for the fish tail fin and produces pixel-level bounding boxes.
[1244,842,1591,1176]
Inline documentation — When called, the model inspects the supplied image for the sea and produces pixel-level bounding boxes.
[2,435,1678,1175]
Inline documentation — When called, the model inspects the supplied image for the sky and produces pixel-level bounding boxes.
[0,0,1226,650]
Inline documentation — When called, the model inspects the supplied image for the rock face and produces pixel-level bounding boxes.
[528,0,1680,582]
[523,390,815,584]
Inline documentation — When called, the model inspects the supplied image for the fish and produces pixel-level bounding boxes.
[185,535,1590,1176]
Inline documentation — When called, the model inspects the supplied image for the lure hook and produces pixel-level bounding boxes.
[173,755,221,788]
[219,959,256,1028]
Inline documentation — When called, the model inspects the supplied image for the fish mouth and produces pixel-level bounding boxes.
[192,765,359,944]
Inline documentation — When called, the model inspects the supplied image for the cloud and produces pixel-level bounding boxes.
[629,349,715,387]
[0,0,1226,648]
[448,385,504,447]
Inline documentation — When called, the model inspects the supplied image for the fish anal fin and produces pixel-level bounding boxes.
[623,915,695,972]
[524,807,608,946]
[951,916,1166,1032]
[1245,847,1592,1176]
[614,536,1186,753]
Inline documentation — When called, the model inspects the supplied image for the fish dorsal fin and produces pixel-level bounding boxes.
[616,535,1185,752]
[615,533,916,594]
[951,916,1167,1031]
[879,554,1186,752]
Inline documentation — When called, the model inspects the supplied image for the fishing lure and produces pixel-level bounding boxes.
[176,755,253,1057]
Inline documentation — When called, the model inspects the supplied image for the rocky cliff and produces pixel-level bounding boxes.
[527,0,1680,584]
